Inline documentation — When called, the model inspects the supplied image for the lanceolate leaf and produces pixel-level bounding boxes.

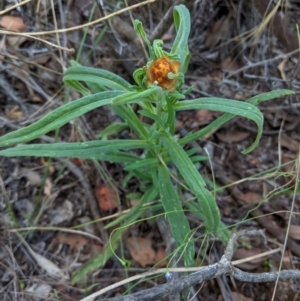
[0,91,126,147]
[0,140,150,159]
[161,131,221,232]
[158,164,194,267]
[174,98,263,153]
[64,66,132,91]
[172,5,191,73]
[179,89,294,153]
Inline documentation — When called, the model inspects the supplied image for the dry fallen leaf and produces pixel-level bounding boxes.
[155,247,167,267]
[0,16,26,31]
[32,251,69,280]
[280,134,300,152]
[231,292,253,301]
[56,232,89,249]
[26,283,51,297]
[237,192,262,205]
[233,248,270,270]
[5,105,24,120]
[216,130,250,143]
[127,237,156,267]
[51,200,74,225]
[195,110,213,125]
[288,225,300,240]
[17,168,42,186]
[95,185,118,211]
[221,57,240,72]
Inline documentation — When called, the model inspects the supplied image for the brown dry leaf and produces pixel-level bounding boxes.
[155,247,167,267]
[0,16,26,31]
[237,192,262,204]
[6,35,27,47]
[127,237,156,267]
[280,134,300,152]
[221,57,240,72]
[233,248,269,270]
[161,33,174,41]
[31,95,42,103]
[231,292,253,301]
[18,168,42,186]
[56,232,89,249]
[195,110,213,125]
[216,131,250,143]
[5,105,24,119]
[288,225,300,240]
[95,185,118,211]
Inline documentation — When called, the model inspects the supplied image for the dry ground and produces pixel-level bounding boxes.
[0,0,300,300]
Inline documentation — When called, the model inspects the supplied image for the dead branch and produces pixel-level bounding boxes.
[81,229,300,301]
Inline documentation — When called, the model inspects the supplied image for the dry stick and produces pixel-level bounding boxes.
[0,0,157,36]
[80,230,300,301]
[0,0,32,15]
[156,216,181,301]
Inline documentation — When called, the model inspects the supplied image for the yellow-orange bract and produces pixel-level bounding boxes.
[146,56,180,92]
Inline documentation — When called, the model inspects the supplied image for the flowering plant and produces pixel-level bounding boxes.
[0,5,293,282]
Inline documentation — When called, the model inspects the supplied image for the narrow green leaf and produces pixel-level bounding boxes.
[64,66,132,91]
[0,91,125,147]
[112,105,149,140]
[124,158,158,171]
[0,140,150,158]
[171,5,191,73]
[64,79,90,96]
[247,89,294,105]
[112,86,161,105]
[133,20,153,57]
[138,110,165,128]
[161,131,221,232]
[179,89,294,152]
[174,98,263,153]
[158,164,194,267]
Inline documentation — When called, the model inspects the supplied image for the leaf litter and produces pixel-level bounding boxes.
[1,0,300,300]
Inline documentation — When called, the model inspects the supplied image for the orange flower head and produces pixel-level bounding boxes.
[146,56,180,92]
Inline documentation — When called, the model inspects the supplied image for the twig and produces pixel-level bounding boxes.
[0,0,157,36]
[80,230,300,301]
